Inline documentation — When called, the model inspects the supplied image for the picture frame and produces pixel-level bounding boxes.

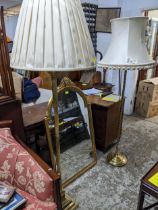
[95,7,121,33]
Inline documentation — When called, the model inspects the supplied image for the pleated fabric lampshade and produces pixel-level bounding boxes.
[10,0,96,72]
[98,17,155,70]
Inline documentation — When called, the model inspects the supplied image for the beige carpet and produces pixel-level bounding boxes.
[65,114,158,210]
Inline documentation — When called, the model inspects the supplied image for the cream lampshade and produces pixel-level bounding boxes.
[10,0,96,209]
[10,0,96,71]
[98,17,155,167]
[99,17,155,70]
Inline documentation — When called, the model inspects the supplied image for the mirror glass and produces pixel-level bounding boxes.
[49,88,96,187]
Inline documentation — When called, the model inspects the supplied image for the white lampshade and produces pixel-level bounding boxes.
[10,0,96,72]
[98,17,155,70]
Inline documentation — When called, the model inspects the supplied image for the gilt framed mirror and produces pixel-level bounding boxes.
[45,77,97,188]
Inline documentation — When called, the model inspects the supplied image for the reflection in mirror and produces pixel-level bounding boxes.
[48,87,96,187]
[59,90,92,182]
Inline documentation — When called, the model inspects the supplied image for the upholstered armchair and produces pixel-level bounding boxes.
[0,121,62,210]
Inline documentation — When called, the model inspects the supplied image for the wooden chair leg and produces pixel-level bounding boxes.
[137,186,145,210]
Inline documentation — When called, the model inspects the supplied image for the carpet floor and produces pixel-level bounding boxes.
[65,114,158,210]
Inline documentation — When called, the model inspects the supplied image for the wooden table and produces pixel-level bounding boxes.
[87,95,122,152]
[22,102,48,152]
[137,162,158,210]
[22,102,48,127]
[87,95,116,107]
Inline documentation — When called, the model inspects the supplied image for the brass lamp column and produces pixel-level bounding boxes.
[98,17,155,167]
[106,69,127,167]
[52,75,60,174]
[10,0,96,209]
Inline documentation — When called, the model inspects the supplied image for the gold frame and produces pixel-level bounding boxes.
[45,77,97,188]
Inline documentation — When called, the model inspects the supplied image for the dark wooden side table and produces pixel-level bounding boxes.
[87,95,122,152]
[137,162,158,210]
[22,102,48,153]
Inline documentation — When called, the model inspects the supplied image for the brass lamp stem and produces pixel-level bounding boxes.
[107,70,127,167]
[51,74,61,174]
[117,69,127,143]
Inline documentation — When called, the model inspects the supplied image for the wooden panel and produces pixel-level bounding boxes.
[92,105,107,150]
[39,71,101,90]
[0,99,25,141]
[105,101,122,147]
[0,7,15,101]
[155,64,158,77]
[39,72,81,90]
[91,100,122,152]
[22,102,48,127]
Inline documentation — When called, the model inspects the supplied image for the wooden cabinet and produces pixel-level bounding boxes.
[0,99,25,141]
[0,8,25,142]
[0,7,15,102]
[91,100,122,152]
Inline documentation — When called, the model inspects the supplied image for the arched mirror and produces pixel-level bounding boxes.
[45,77,97,188]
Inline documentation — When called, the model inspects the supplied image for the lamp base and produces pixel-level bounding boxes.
[107,152,127,167]
[62,193,78,210]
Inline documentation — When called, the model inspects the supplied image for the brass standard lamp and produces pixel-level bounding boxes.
[98,17,155,167]
[10,0,96,209]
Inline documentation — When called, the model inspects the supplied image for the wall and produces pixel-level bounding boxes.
[97,0,120,56]
[4,15,18,40]
[121,0,158,17]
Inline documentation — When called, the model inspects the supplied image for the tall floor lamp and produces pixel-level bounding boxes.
[10,0,96,209]
[98,17,155,167]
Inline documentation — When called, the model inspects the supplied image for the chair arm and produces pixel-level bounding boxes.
[0,120,62,210]
[16,136,62,210]
[0,120,14,131]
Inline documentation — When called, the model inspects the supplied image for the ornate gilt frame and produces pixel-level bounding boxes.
[45,77,97,188]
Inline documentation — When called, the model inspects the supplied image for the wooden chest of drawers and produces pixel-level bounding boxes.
[90,98,122,152]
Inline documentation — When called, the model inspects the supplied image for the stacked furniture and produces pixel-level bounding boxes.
[0,7,25,141]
